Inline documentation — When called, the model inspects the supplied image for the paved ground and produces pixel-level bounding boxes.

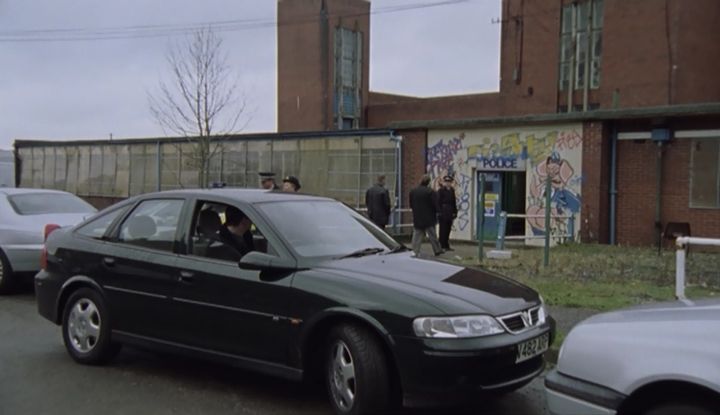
[1,289,553,415]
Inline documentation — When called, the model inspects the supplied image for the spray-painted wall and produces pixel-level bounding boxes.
[427,124,584,242]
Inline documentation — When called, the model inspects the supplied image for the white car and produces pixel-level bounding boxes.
[0,188,96,293]
[546,298,720,415]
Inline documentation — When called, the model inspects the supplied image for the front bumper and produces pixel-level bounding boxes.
[545,369,624,415]
[2,244,43,272]
[392,317,555,407]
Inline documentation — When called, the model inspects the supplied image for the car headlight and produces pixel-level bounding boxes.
[412,315,506,338]
[538,296,548,324]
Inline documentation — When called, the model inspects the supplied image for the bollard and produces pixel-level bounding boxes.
[496,211,507,250]
[543,175,552,267]
[568,213,575,243]
[478,174,486,262]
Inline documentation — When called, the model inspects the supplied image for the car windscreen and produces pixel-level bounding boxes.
[8,193,97,215]
[257,200,400,258]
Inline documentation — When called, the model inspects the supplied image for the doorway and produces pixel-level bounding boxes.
[476,170,527,240]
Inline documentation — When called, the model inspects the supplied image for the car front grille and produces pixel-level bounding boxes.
[499,306,542,334]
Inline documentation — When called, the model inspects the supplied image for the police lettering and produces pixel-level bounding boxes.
[482,157,517,169]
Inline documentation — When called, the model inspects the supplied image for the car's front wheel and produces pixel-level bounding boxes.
[62,288,120,365]
[325,324,390,415]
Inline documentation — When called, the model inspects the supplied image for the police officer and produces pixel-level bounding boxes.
[437,175,458,251]
[259,172,279,190]
[282,175,301,192]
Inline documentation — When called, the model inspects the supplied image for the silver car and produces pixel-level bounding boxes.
[546,299,720,415]
[0,188,96,293]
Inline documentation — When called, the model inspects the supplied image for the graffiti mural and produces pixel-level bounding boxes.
[427,125,584,242]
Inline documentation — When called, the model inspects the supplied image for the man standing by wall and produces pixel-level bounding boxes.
[409,175,443,256]
[437,175,457,251]
[365,175,391,229]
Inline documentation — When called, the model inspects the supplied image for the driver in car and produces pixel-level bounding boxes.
[219,206,255,257]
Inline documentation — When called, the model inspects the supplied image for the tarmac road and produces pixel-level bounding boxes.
[1,290,551,415]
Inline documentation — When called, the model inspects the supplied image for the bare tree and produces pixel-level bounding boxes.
[149,27,247,188]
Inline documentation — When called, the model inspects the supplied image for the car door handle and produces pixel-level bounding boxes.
[102,257,116,267]
[178,271,195,284]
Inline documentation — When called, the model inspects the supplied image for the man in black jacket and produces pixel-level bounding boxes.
[365,175,391,229]
[437,175,458,251]
[409,175,443,256]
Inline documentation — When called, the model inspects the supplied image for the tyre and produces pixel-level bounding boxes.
[0,250,15,295]
[62,288,120,365]
[325,324,391,415]
[643,402,716,415]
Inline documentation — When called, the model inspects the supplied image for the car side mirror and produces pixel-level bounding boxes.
[239,251,297,272]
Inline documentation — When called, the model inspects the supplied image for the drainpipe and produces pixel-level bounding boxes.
[391,133,403,232]
[582,0,593,112]
[655,141,664,253]
[609,123,618,245]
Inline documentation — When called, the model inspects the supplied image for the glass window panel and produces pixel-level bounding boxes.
[32,147,44,188]
[690,139,720,208]
[118,199,184,252]
[65,147,79,194]
[222,141,247,187]
[179,142,199,189]
[77,146,91,195]
[54,148,67,190]
[42,147,56,189]
[101,145,117,196]
[115,145,130,197]
[593,0,604,29]
[89,146,103,195]
[161,143,181,190]
[18,148,33,187]
[129,144,147,196]
[577,1,589,31]
[561,5,573,34]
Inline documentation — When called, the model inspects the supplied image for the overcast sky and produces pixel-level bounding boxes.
[0,0,500,149]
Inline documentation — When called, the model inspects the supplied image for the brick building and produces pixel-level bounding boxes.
[277,0,720,246]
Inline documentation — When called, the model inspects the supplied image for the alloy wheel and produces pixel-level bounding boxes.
[329,340,357,411]
[67,298,102,353]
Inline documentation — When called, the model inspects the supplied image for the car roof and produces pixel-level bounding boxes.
[136,188,335,204]
[0,187,72,196]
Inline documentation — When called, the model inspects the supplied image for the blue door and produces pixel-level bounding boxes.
[476,172,502,241]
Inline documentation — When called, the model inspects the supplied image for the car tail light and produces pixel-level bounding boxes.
[40,224,61,270]
[43,224,61,242]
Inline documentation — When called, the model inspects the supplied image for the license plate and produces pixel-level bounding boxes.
[516,333,549,363]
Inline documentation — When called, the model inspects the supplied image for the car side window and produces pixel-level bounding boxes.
[189,201,279,262]
[117,199,184,252]
[75,206,128,239]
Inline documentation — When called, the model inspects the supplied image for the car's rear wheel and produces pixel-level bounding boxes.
[325,324,390,415]
[0,250,15,295]
[62,288,120,365]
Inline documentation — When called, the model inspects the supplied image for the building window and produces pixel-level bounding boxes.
[334,28,362,130]
[559,0,603,91]
[690,139,720,208]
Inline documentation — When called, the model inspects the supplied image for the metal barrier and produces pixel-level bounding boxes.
[357,207,413,234]
[675,236,720,300]
[495,212,576,248]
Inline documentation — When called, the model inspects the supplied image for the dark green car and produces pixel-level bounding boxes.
[36,189,554,415]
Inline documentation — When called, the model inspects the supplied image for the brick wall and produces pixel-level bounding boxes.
[580,121,609,243]
[616,136,720,246]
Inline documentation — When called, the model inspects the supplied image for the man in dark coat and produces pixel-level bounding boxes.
[365,175,391,229]
[437,175,458,251]
[409,175,443,256]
